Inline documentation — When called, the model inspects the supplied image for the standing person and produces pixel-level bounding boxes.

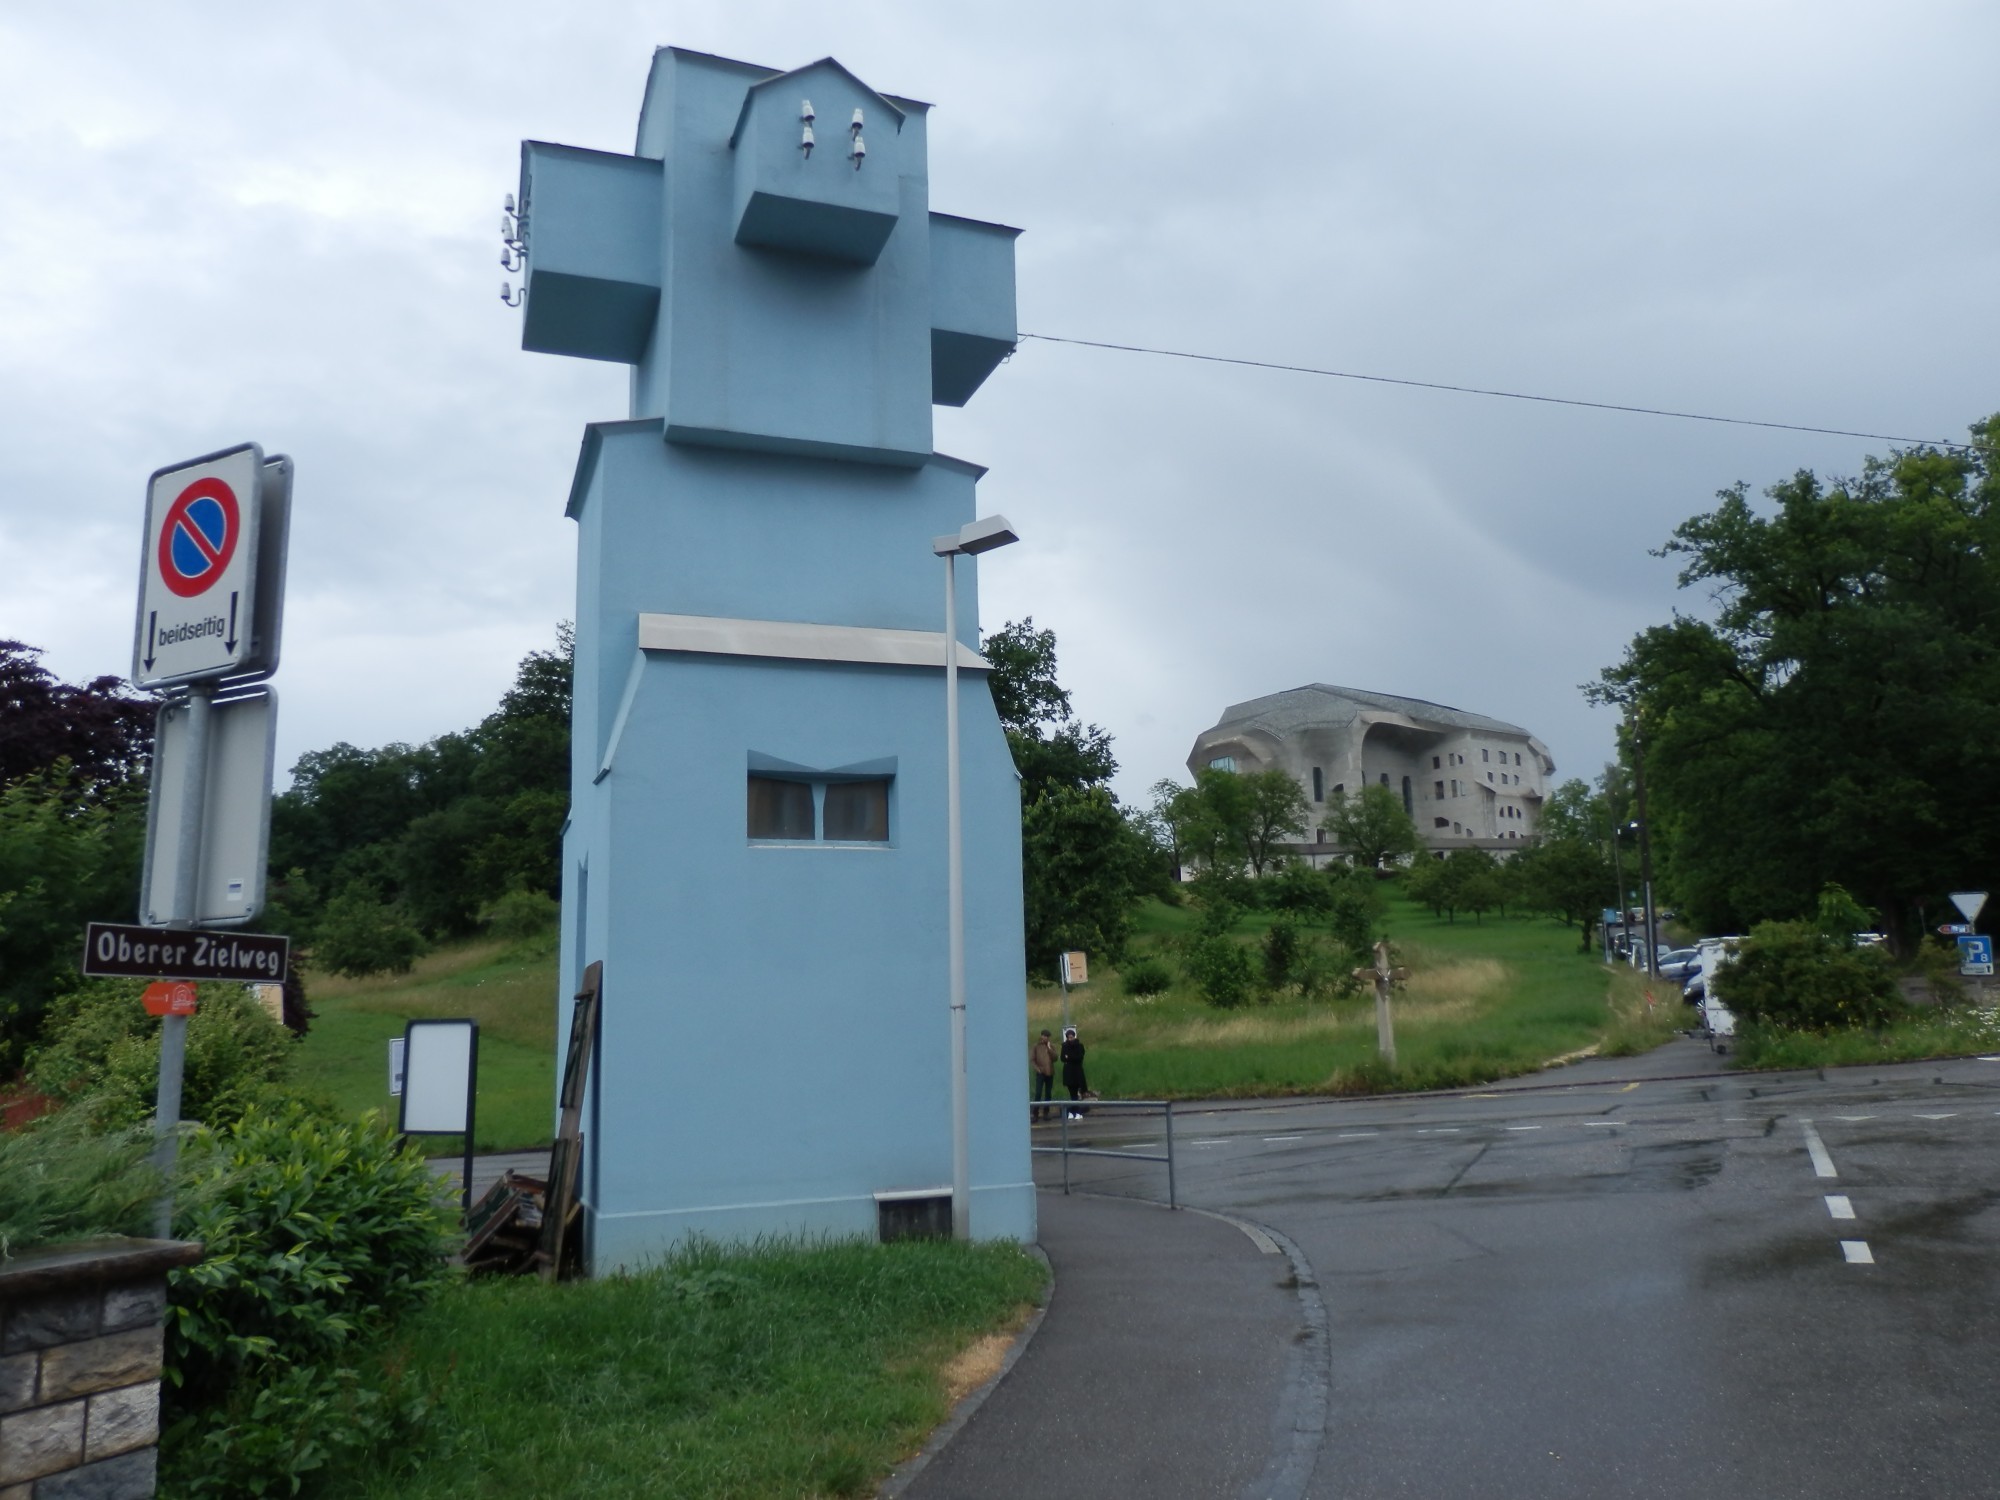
[1029,1029,1057,1122]
[1060,1026,1088,1119]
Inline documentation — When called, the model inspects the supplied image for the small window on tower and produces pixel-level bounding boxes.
[824,780,890,842]
[748,777,815,840]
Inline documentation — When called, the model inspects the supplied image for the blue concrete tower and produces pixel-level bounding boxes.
[516,47,1030,1267]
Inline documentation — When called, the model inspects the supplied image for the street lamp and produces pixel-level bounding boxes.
[933,514,1018,1241]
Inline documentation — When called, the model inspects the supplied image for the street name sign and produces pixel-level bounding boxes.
[132,445,291,688]
[83,922,289,982]
[139,688,277,926]
[1940,923,1976,937]
[1950,891,1988,925]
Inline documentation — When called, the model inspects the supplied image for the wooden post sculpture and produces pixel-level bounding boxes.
[1354,940,1410,1068]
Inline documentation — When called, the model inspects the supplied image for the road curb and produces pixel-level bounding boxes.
[1182,1205,1332,1500]
[874,1241,1055,1499]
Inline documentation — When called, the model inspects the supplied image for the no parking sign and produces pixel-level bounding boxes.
[132,443,289,688]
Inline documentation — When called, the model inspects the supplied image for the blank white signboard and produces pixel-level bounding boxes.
[400,1020,475,1133]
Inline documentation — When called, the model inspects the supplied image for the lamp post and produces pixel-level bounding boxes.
[933,514,1018,1241]
[1627,708,1661,980]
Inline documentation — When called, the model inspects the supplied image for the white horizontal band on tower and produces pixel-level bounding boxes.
[638,612,990,670]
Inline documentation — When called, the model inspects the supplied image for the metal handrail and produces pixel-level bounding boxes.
[1029,1098,1177,1208]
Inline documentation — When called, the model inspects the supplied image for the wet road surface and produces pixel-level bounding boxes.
[1038,1044,2000,1497]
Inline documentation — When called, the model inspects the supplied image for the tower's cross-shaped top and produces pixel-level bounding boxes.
[515,48,1018,469]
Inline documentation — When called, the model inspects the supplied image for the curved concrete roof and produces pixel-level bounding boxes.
[1210,684,1535,741]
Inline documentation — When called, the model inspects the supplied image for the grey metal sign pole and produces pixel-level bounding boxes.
[153,686,211,1235]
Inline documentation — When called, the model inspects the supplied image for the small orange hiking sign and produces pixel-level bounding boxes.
[142,981,199,1017]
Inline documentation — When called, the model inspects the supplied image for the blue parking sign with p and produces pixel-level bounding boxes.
[1958,935,1993,976]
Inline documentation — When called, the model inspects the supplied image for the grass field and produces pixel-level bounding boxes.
[328,1237,1046,1499]
[1035,887,1683,1098]
[298,933,558,1153]
[292,884,1688,1144]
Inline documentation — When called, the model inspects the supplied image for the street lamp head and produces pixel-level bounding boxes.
[933,514,1018,557]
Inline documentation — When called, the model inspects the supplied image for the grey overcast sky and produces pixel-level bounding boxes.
[4,2,1994,806]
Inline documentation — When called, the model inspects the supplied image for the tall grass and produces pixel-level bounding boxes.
[0,1112,159,1259]
[329,1237,1046,1500]
[1044,886,1683,1098]
[1730,1006,2000,1070]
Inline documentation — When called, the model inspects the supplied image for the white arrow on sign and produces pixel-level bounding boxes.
[1951,891,1988,924]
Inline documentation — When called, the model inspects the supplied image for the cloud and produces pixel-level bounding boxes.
[3,0,1994,805]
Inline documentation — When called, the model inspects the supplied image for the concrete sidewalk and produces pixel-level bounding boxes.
[893,1190,1324,1500]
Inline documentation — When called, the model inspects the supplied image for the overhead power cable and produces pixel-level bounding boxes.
[1017,332,1969,452]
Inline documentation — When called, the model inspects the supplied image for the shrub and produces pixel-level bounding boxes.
[1912,936,1967,1007]
[1120,956,1173,997]
[1262,919,1305,994]
[478,886,559,945]
[0,1111,159,1259]
[314,883,426,978]
[1323,869,1386,960]
[28,979,296,1133]
[1267,862,1334,916]
[1185,934,1256,1009]
[1186,867,1254,921]
[1722,921,1905,1032]
[162,1105,458,1496]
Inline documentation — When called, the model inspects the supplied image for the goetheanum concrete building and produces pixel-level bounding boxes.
[1188,685,1555,858]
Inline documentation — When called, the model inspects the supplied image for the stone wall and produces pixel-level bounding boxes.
[0,1238,201,1500]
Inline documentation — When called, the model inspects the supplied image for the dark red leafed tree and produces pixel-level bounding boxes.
[0,640,153,791]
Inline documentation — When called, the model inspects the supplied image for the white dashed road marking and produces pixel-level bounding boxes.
[1584,1121,1620,1127]
[1262,1136,1303,1143]
[1506,1125,1542,1132]
[1915,1113,1958,1120]
[1832,1115,1876,1122]
[1801,1121,1839,1179]
[1841,1240,1875,1265]
[1825,1195,1855,1220]
[1338,1132,1378,1140]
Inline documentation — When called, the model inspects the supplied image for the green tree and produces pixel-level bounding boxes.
[980,618,1116,804]
[1513,836,1616,951]
[1448,848,1506,924]
[1020,784,1149,977]
[1512,776,1618,951]
[270,625,573,940]
[984,618,1145,979]
[1595,418,2000,949]
[1162,765,1307,878]
[314,883,426,978]
[1402,854,1449,917]
[1239,768,1310,877]
[0,769,148,1067]
[1326,783,1422,871]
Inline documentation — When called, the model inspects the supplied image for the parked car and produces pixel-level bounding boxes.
[1656,948,1700,982]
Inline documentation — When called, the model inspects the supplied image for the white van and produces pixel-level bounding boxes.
[1691,937,1745,1051]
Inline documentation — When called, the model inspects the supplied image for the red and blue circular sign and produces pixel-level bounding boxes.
[157,477,241,597]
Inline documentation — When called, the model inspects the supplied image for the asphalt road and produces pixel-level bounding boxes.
[1040,1040,2000,1498]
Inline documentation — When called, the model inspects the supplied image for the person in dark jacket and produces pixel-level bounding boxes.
[1060,1026,1088,1118]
